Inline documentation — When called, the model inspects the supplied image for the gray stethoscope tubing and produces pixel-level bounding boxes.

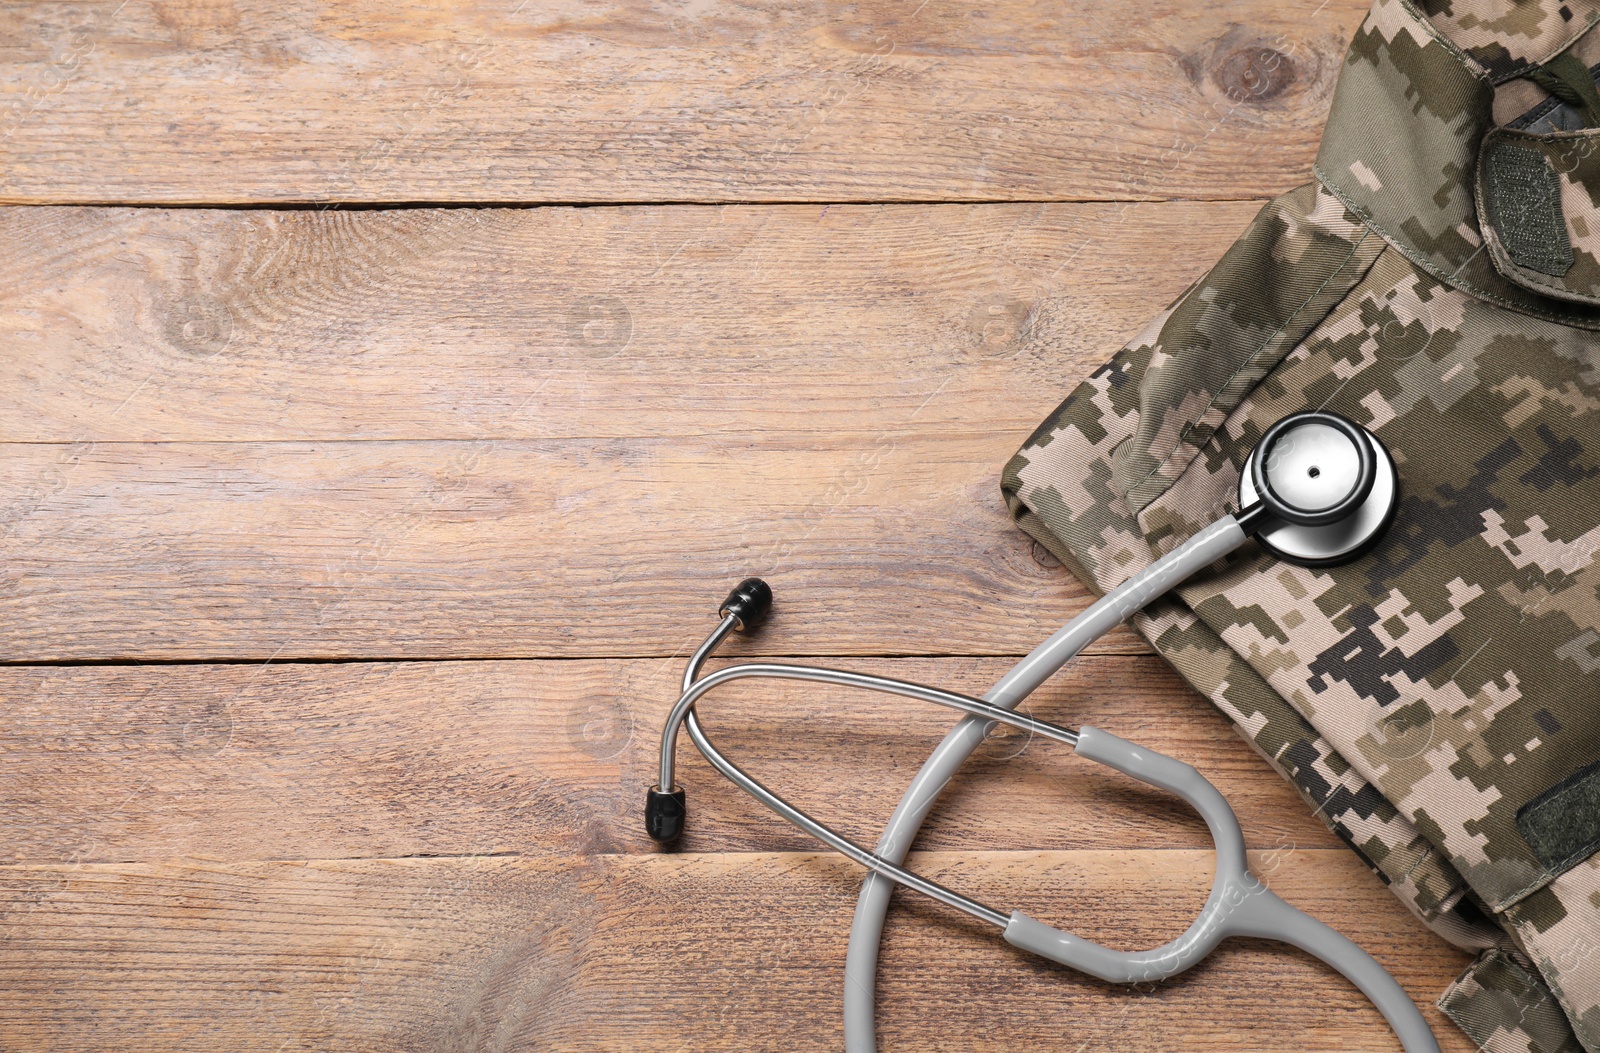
[838,560,1440,1053]
[840,519,1250,1041]
[648,411,1436,1052]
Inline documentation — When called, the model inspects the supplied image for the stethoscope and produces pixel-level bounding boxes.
[647,410,1440,1053]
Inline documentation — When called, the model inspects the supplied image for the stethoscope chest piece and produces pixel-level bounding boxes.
[1237,411,1398,568]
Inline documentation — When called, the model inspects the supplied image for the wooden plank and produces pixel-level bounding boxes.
[0,0,1367,206]
[0,201,1305,658]
[0,655,1340,865]
[0,432,1166,661]
[0,201,1263,442]
[0,849,1475,1052]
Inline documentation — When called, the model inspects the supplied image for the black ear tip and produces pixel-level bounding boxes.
[719,577,773,630]
[646,786,687,843]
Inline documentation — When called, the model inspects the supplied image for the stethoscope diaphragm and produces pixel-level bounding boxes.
[1238,411,1399,567]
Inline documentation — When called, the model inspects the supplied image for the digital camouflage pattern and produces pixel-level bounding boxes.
[1004,2,1600,1049]
[1440,950,1586,1052]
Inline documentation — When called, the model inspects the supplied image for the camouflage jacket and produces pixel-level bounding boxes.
[1004,2,1600,1050]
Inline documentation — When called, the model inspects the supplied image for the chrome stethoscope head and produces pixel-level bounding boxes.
[1236,410,1399,567]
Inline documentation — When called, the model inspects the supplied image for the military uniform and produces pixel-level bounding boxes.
[1004,2,1600,1049]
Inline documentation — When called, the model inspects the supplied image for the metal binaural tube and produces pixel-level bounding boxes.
[656,661,1080,796]
[677,711,1011,928]
[650,611,1080,924]
[661,604,1014,926]
[644,612,742,841]
[682,612,740,700]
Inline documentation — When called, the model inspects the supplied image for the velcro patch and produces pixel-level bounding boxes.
[1518,758,1600,872]
[1483,141,1574,277]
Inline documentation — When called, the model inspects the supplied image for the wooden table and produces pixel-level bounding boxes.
[0,2,1478,1049]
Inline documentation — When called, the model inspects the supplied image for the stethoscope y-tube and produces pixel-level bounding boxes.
[646,411,1435,1052]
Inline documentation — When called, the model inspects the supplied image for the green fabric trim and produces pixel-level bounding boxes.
[1527,52,1600,128]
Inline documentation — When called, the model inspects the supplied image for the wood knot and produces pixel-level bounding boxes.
[1180,27,1310,107]
[1212,44,1297,103]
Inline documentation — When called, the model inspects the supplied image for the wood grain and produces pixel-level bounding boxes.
[0,201,1278,662]
[0,849,1475,1052]
[0,655,1341,865]
[0,201,1263,443]
[0,432,1168,661]
[0,0,1366,206]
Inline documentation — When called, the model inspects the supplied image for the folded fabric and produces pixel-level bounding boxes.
[1004,3,1600,1047]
